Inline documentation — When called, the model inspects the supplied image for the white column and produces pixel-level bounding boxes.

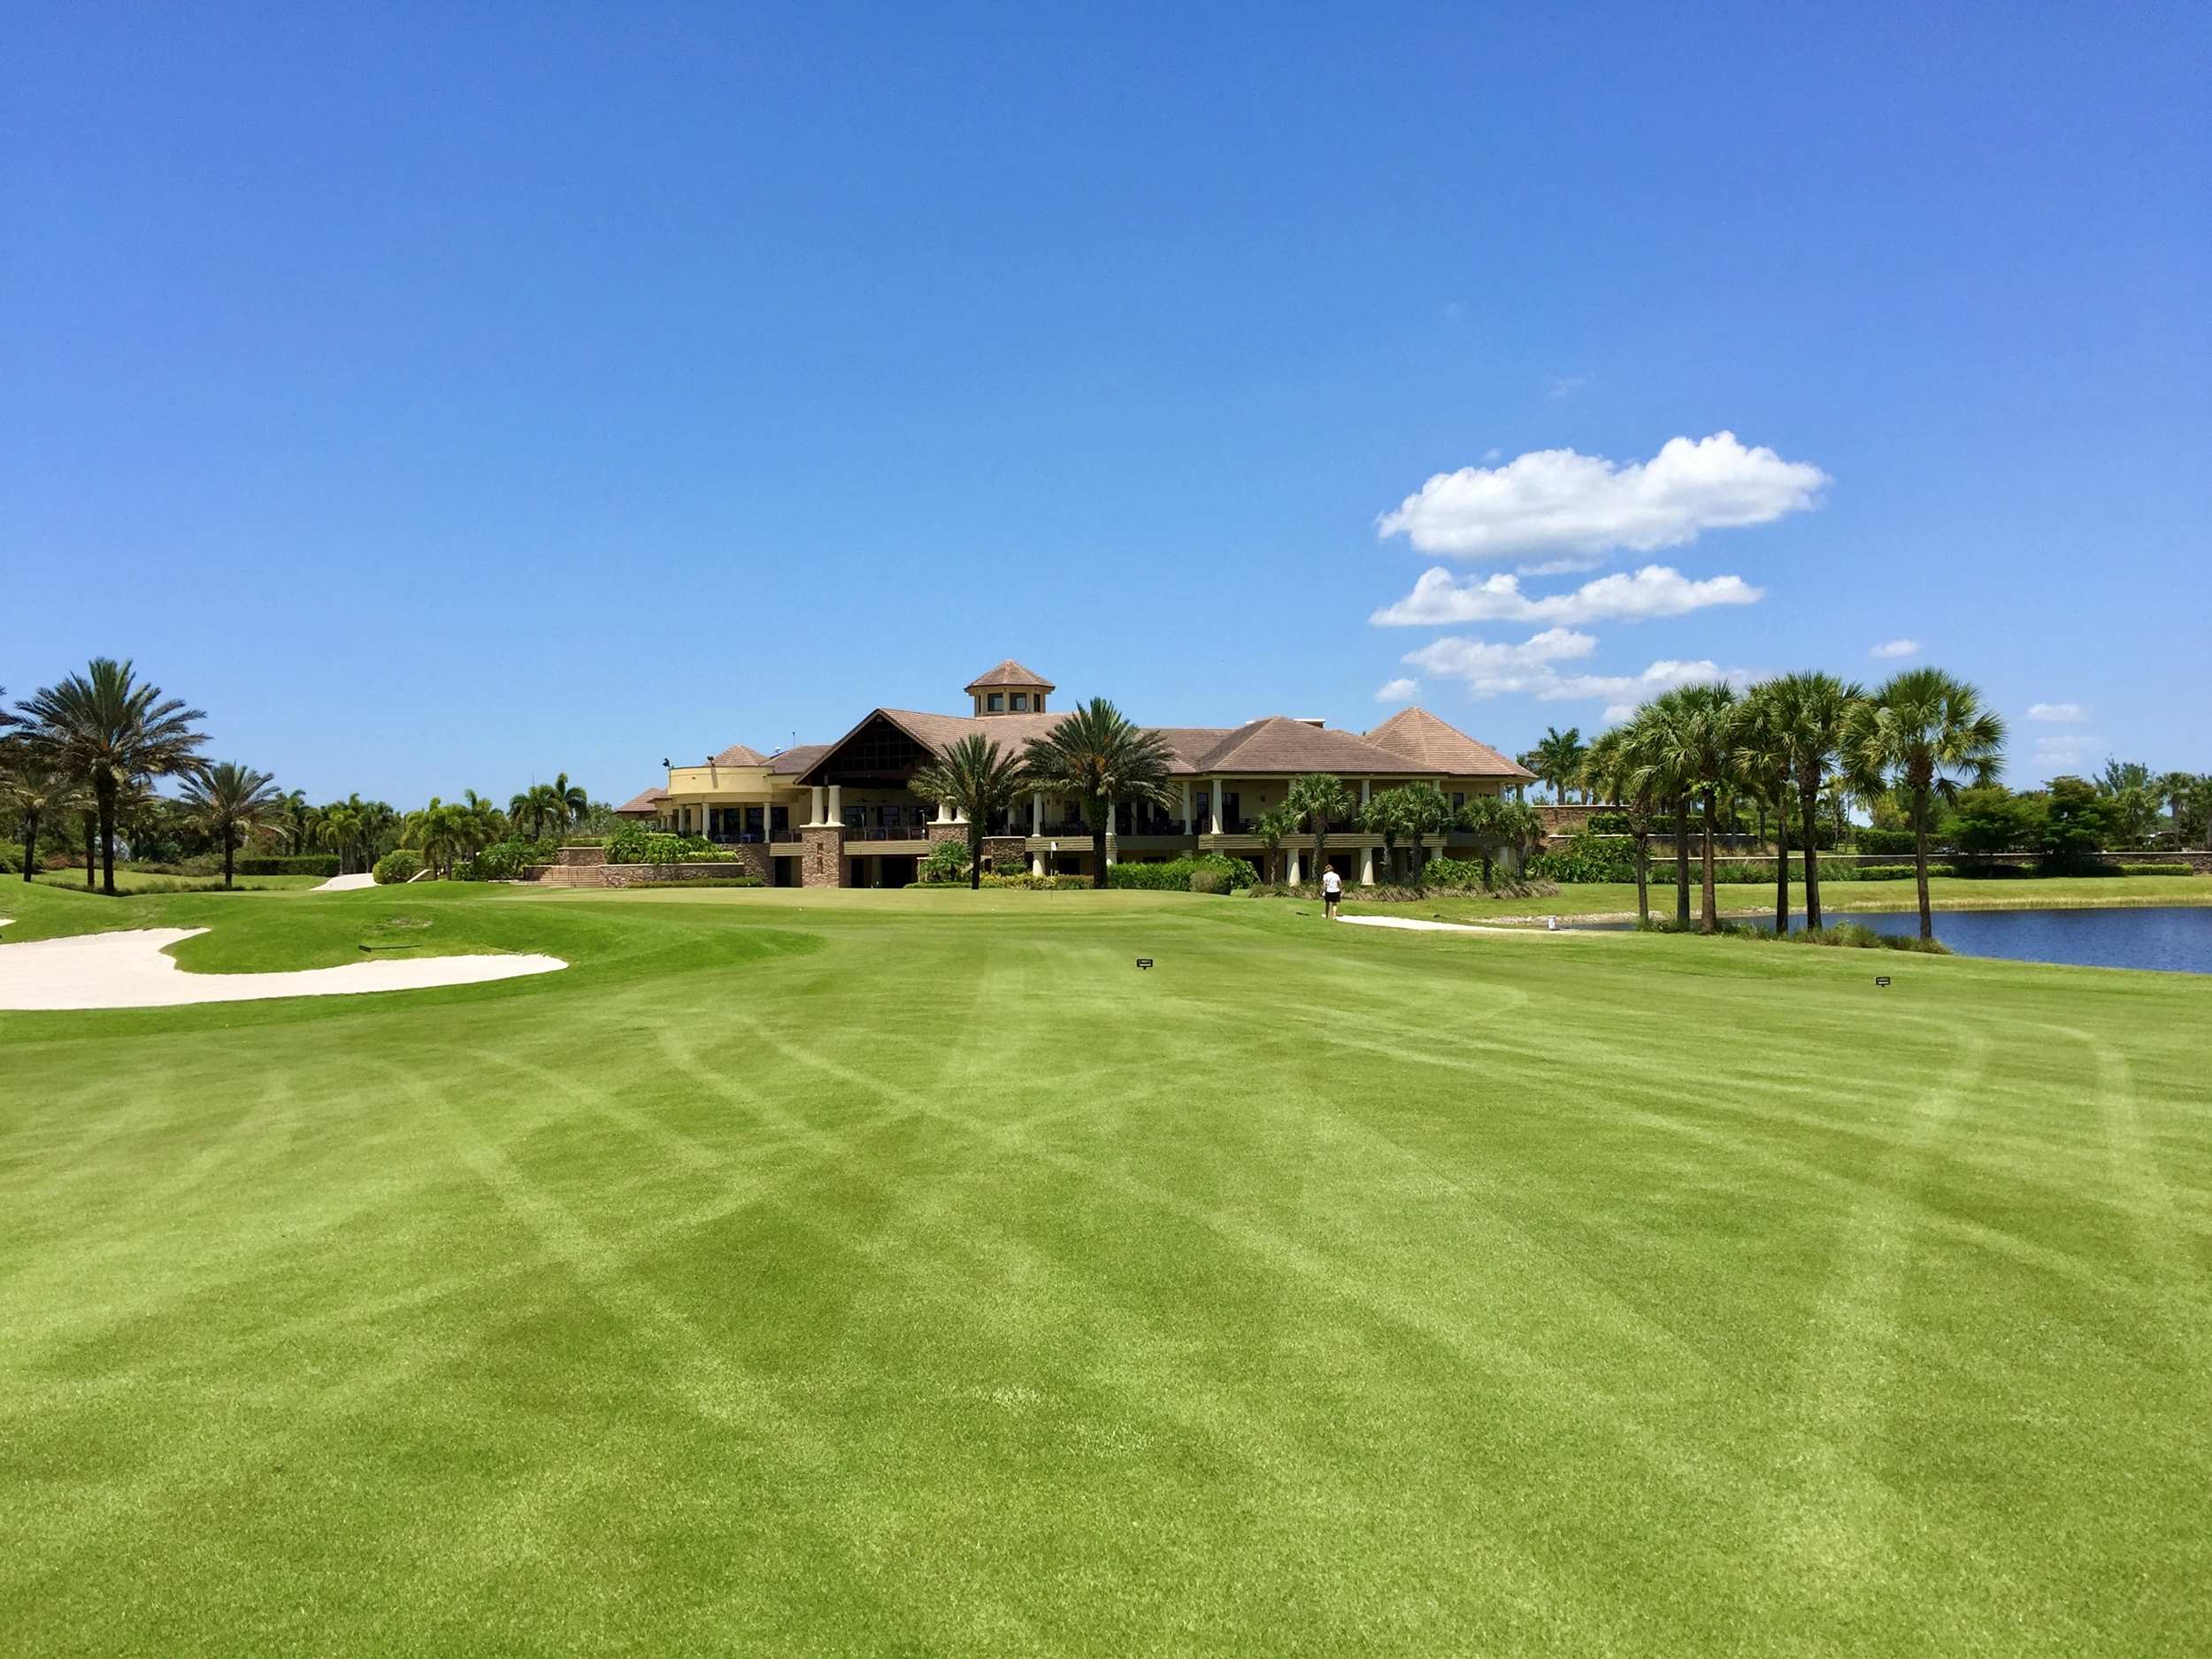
[1286,846,1302,885]
[935,799,952,824]
[1211,780,1226,834]
[809,786,826,826]
[1361,779,1371,805]
[1031,792,1043,835]
[1360,844,1375,886]
[826,784,841,827]
[1180,782,1193,834]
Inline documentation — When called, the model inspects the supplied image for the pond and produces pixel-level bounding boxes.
[1579,906,2212,974]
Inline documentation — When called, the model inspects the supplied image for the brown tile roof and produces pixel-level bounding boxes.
[964,659,1055,691]
[1365,706,1537,780]
[709,742,769,767]
[614,787,668,817]
[1192,716,1432,777]
[765,743,832,776]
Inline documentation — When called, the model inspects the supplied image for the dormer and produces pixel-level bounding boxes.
[964,659,1054,716]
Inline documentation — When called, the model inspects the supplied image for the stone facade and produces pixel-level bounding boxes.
[801,825,847,888]
[598,861,763,889]
[555,845,609,867]
[924,821,966,848]
[980,835,1026,872]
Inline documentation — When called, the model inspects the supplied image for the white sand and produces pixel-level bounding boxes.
[1337,915,1570,937]
[311,872,378,893]
[0,924,565,1010]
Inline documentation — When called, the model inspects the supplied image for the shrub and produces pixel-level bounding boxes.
[1786,922,1952,955]
[627,875,764,889]
[1415,856,1489,889]
[1108,854,1256,892]
[2121,863,2197,877]
[1188,869,1227,894]
[373,849,422,885]
[1528,831,1637,883]
[605,826,732,866]
[0,846,17,874]
[465,840,541,881]
[919,840,972,884]
[975,872,1090,890]
[233,855,341,877]
[1851,826,1918,855]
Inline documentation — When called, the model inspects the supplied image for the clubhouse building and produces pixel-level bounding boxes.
[615,660,1535,888]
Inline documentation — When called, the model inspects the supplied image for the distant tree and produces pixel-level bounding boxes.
[1284,773,1355,884]
[1253,805,1298,886]
[2039,776,2116,872]
[1581,727,1655,925]
[1022,699,1174,889]
[1736,683,1796,934]
[1947,785,2045,860]
[15,658,207,895]
[554,772,589,826]
[1356,788,1409,882]
[1396,782,1456,883]
[910,733,1029,890]
[318,803,365,874]
[1847,668,2006,939]
[179,762,284,889]
[1457,795,1546,889]
[2,754,85,882]
[1525,726,1587,803]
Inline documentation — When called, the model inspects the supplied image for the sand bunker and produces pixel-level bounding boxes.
[311,872,378,893]
[0,924,565,1010]
[1337,915,1569,937]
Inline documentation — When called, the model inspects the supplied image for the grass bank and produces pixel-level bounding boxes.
[3,882,2208,1654]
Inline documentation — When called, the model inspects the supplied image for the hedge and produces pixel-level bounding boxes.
[605,826,733,866]
[1107,854,1257,892]
[233,855,340,877]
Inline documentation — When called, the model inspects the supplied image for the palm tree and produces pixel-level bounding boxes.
[1284,773,1355,885]
[909,733,1029,890]
[1736,684,1796,934]
[1356,788,1407,883]
[1397,782,1455,883]
[1755,672,1865,931]
[275,788,319,856]
[15,659,207,895]
[1456,795,1544,888]
[179,762,284,889]
[510,782,563,840]
[554,772,588,827]
[403,797,476,878]
[1627,690,1701,928]
[1253,804,1298,886]
[2,754,85,882]
[1582,727,1656,925]
[1846,668,2006,940]
[1529,726,1587,803]
[1677,685,1742,932]
[1021,698,1175,888]
[318,803,365,873]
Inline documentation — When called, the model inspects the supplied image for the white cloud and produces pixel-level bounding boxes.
[1869,638,1921,659]
[1547,374,1589,400]
[1402,631,1751,703]
[1373,676,1419,703]
[1372,564,1763,627]
[2033,731,2104,772]
[1376,431,1829,561]
[1515,554,1607,576]
[2027,702,2088,723]
[1601,703,1636,725]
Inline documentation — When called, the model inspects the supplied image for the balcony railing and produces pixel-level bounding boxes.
[844,823,934,841]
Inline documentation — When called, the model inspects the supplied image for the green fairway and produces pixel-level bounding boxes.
[3,881,2208,1655]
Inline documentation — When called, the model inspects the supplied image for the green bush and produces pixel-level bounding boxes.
[974,872,1091,890]
[919,840,972,884]
[1415,856,1490,889]
[1786,923,1952,955]
[465,841,544,881]
[1108,854,1256,892]
[627,876,764,889]
[1527,831,1637,884]
[0,846,19,874]
[605,826,732,866]
[1851,826,1918,855]
[2120,863,2196,877]
[233,855,341,877]
[373,849,422,886]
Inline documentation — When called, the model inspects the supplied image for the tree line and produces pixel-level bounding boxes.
[2,658,614,891]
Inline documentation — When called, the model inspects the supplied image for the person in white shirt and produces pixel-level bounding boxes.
[1321,864,1342,918]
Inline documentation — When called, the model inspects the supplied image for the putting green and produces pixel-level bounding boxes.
[2,879,2207,1655]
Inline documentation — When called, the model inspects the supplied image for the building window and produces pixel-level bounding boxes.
[1453,792,1465,809]
[1010,692,1028,710]
[987,692,1004,710]
[771,805,789,837]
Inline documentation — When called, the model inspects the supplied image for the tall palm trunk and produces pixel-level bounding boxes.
[223,829,236,890]
[1088,799,1109,889]
[1673,798,1691,926]
[1699,788,1719,932]
[968,823,984,892]
[1799,777,1825,930]
[1772,787,1790,934]
[19,809,36,882]
[1911,791,1934,941]
[95,772,119,895]
[1633,830,1649,925]
[83,813,96,889]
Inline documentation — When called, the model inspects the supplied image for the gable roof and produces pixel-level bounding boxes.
[709,742,768,767]
[1365,707,1536,780]
[614,787,668,817]
[765,743,831,777]
[964,659,1055,692]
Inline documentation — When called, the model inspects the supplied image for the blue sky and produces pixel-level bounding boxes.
[6,4,2206,804]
